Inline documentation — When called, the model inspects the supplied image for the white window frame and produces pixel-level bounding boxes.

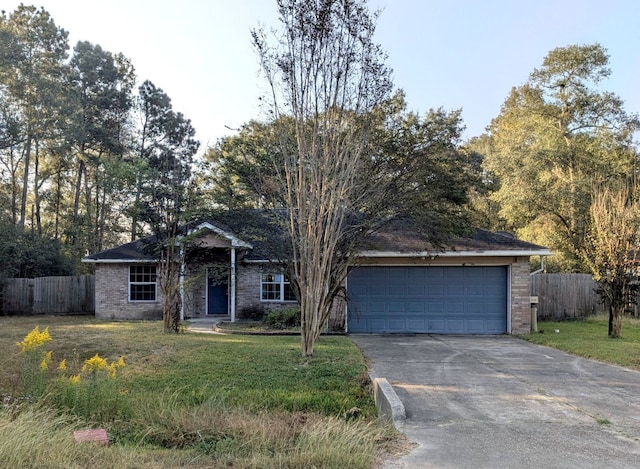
[260,272,296,302]
[129,265,157,302]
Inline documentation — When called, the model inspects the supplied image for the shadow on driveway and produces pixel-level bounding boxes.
[352,335,640,469]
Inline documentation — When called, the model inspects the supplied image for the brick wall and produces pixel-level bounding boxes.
[95,257,533,333]
[236,264,298,316]
[510,257,532,334]
[184,265,207,317]
[94,263,162,320]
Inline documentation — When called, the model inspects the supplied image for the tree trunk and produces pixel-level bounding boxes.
[33,140,42,235]
[610,305,623,338]
[73,158,85,226]
[10,146,19,225]
[53,159,63,240]
[95,183,108,253]
[131,172,142,241]
[19,134,32,230]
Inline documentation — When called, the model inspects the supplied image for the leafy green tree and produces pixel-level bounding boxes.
[0,213,73,281]
[202,118,290,209]
[369,100,476,241]
[205,92,476,237]
[66,40,135,256]
[135,80,200,332]
[0,95,24,224]
[482,44,639,271]
[0,5,69,230]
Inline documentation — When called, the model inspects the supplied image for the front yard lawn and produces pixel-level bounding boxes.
[521,315,640,370]
[0,315,396,469]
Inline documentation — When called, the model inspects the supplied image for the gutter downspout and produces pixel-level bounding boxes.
[530,255,546,276]
[230,247,236,322]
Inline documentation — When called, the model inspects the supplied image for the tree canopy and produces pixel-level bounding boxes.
[0,5,203,278]
[481,43,639,271]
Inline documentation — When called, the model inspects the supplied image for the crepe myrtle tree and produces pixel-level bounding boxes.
[252,0,393,356]
[582,182,640,338]
[483,44,639,271]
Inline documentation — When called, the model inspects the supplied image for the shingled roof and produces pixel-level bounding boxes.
[83,237,157,263]
[360,218,550,256]
[84,211,549,263]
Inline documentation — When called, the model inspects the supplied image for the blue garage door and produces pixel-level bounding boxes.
[347,266,507,334]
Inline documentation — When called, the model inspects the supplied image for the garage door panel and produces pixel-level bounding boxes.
[348,266,507,334]
[446,284,464,296]
[388,318,406,332]
[367,318,387,331]
[428,319,445,331]
[446,319,465,333]
[407,317,427,330]
[465,284,484,296]
[407,284,425,295]
[485,319,505,333]
[408,302,426,313]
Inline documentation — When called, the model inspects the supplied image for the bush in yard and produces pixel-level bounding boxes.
[263,307,301,329]
[239,303,266,321]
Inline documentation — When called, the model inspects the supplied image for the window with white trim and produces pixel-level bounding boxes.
[129,265,157,301]
[261,273,296,302]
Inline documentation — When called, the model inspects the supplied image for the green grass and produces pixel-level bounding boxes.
[521,315,640,369]
[0,315,398,468]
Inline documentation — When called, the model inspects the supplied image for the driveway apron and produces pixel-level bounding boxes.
[352,335,640,469]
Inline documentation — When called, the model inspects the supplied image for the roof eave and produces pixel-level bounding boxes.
[356,249,553,258]
[81,258,158,264]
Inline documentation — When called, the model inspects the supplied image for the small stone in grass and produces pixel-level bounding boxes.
[73,428,108,446]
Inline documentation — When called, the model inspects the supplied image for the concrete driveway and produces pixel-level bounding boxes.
[352,335,640,469]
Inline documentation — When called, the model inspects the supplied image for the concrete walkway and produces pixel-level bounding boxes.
[352,335,640,469]
[184,316,228,334]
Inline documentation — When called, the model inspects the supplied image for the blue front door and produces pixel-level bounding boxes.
[207,270,228,315]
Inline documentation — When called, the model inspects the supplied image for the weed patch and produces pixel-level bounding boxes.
[0,316,394,468]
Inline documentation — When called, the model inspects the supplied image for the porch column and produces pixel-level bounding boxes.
[230,247,236,322]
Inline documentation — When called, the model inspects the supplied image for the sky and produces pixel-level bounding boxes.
[3,0,640,152]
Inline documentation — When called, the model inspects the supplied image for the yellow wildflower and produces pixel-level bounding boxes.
[82,354,108,373]
[57,359,67,371]
[116,356,125,368]
[16,326,52,352]
[107,362,116,379]
[69,374,81,385]
[39,351,52,371]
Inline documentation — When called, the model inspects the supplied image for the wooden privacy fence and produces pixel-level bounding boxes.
[1,275,95,315]
[531,273,606,320]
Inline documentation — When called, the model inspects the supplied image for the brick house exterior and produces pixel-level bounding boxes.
[84,214,549,334]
